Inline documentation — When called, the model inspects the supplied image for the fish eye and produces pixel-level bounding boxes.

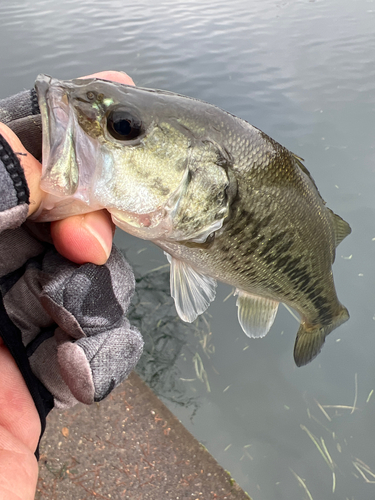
[107,108,143,141]
[86,91,96,101]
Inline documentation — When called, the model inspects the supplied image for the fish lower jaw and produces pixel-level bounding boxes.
[110,208,172,240]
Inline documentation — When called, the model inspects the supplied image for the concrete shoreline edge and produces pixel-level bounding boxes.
[37,371,252,499]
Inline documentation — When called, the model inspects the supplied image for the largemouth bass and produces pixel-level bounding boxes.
[33,74,351,366]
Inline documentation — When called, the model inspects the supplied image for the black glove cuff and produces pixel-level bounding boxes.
[0,134,29,204]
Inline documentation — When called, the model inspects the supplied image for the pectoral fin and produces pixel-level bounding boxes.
[235,290,279,338]
[165,253,217,322]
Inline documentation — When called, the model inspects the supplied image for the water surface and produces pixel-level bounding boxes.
[1,0,374,498]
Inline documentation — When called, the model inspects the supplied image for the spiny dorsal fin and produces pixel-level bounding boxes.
[165,252,217,322]
[292,154,321,195]
[235,290,279,338]
[327,208,351,248]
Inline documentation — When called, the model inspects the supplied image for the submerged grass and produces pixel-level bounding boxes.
[314,399,332,422]
[300,425,336,492]
[282,303,300,323]
[352,457,375,483]
[290,469,314,500]
[192,352,211,392]
[240,444,253,461]
[318,373,359,416]
[366,389,374,403]
[302,371,375,494]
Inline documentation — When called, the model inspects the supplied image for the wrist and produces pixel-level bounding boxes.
[0,123,42,216]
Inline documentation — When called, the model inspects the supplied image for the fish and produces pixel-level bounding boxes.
[32,74,351,366]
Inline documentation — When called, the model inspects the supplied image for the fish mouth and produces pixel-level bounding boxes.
[35,74,79,197]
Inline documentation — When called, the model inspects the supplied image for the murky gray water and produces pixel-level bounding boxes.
[1,0,375,497]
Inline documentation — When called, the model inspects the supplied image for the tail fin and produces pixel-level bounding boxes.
[293,305,349,367]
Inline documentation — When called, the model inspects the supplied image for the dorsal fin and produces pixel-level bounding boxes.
[293,154,351,249]
[327,208,351,248]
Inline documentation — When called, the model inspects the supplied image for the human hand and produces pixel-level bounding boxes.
[0,70,135,265]
[0,339,40,499]
[0,71,143,499]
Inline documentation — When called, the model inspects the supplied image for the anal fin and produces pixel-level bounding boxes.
[235,290,279,338]
[165,252,217,323]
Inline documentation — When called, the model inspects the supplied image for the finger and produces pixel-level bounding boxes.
[81,70,135,86]
[0,431,38,500]
[0,306,40,500]
[50,209,115,265]
[0,123,42,217]
[0,343,41,452]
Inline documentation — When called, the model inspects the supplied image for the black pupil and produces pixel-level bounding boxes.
[114,119,132,137]
[107,108,142,140]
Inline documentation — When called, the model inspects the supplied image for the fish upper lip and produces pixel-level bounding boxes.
[35,74,71,126]
[35,78,66,146]
[50,93,70,127]
[35,74,78,195]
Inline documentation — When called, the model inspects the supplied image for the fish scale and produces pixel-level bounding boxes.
[33,74,351,366]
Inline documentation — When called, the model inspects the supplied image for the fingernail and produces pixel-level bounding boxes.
[83,212,113,262]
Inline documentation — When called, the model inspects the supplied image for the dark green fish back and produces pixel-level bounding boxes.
[161,124,350,365]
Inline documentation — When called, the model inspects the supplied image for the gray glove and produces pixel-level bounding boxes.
[0,88,42,160]
[1,231,143,409]
[0,87,143,445]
